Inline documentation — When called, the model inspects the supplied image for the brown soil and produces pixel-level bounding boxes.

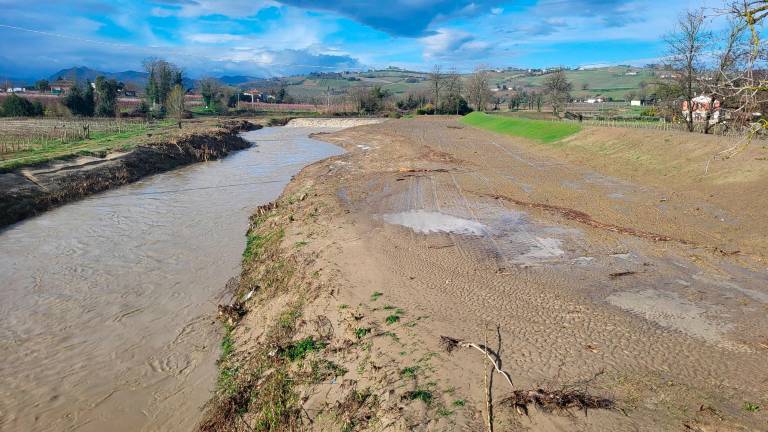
[205,116,768,431]
[0,119,260,228]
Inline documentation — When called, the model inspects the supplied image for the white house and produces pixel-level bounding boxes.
[630,100,642,106]
[682,95,722,124]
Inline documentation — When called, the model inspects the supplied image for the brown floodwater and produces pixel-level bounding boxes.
[0,126,343,431]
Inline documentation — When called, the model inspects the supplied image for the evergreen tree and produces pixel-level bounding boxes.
[63,83,95,116]
[95,76,118,117]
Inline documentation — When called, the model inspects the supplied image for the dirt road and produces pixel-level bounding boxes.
[211,116,767,431]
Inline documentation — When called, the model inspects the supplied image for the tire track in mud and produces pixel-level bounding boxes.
[466,170,573,266]
[320,119,768,431]
[431,124,680,247]
[419,129,508,267]
[466,129,735,256]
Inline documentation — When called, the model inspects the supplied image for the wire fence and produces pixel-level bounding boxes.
[554,117,763,139]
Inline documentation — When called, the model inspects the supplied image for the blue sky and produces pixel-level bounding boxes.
[0,0,722,78]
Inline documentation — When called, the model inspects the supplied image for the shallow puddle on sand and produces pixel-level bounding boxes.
[381,206,574,265]
[382,210,487,235]
[606,289,742,350]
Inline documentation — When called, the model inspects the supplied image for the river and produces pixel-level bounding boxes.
[0,126,344,431]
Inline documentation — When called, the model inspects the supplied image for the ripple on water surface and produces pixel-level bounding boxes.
[0,126,344,432]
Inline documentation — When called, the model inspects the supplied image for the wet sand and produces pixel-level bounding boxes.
[223,116,767,430]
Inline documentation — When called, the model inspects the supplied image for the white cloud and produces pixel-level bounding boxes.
[151,0,276,18]
[421,28,491,61]
[187,33,245,44]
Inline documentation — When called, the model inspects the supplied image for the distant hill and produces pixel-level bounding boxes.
[219,75,261,85]
[31,65,656,102]
[49,67,145,84]
[48,67,196,90]
[0,76,33,87]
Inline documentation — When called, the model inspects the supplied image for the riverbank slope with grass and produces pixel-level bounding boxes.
[0,119,260,228]
[201,116,767,431]
[460,111,581,144]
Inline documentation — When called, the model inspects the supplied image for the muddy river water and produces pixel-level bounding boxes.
[0,126,343,431]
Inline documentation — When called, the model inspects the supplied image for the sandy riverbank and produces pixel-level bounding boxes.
[202,116,768,431]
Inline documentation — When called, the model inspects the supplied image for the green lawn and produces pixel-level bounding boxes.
[460,112,581,144]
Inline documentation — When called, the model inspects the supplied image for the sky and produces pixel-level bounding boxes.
[0,0,725,79]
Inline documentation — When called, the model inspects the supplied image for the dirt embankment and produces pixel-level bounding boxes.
[202,117,767,432]
[0,119,260,229]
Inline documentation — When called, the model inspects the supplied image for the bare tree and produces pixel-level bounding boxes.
[729,1,768,25]
[698,19,750,133]
[428,65,444,113]
[349,86,369,113]
[143,58,182,110]
[664,10,709,132]
[542,69,572,116]
[466,66,492,111]
[166,84,185,128]
[723,2,768,128]
[443,67,463,115]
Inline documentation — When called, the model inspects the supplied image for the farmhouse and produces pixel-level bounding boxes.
[682,95,721,123]
[50,79,74,94]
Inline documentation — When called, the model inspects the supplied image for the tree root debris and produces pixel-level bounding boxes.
[609,271,637,278]
[217,302,246,327]
[498,389,614,415]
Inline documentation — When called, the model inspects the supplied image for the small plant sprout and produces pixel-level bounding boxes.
[385,314,400,325]
[370,291,383,301]
[281,337,327,361]
[406,389,433,405]
[354,327,371,339]
[744,402,760,412]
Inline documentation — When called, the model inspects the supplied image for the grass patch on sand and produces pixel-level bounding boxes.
[281,337,327,361]
[405,389,433,405]
[460,112,581,144]
[354,327,371,339]
[385,314,401,325]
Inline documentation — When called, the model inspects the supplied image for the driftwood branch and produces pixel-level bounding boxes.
[440,335,514,390]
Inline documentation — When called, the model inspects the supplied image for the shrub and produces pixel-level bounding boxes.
[438,96,472,115]
[416,103,435,115]
[0,94,44,117]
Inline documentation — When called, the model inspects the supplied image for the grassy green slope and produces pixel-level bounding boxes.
[460,112,581,144]
[276,67,654,102]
